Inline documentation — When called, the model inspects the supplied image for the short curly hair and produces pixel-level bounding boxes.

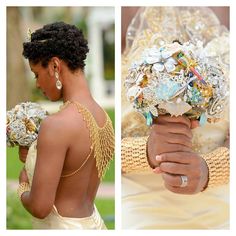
[23,22,89,71]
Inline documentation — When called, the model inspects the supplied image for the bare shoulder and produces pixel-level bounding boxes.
[39,106,84,136]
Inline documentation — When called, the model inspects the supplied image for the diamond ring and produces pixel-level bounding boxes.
[180,175,188,187]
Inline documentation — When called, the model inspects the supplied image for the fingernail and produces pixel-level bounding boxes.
[153,167,161,174]
[155,155,162,162]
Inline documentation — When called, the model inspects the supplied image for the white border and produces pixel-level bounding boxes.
[1,0,235,7]
[229,2,236,234]
[114,4,122,231]
[0,1,6,232]
[1,0,235,236]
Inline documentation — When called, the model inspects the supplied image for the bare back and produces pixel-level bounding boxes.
[52,101,112,217]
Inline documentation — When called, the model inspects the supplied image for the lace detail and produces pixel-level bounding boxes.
[60,101,114,179]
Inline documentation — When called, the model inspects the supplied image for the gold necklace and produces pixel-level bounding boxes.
[60,101,114,179]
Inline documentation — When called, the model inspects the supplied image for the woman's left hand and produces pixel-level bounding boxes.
[19,168,29,184]
[154,151,209,194]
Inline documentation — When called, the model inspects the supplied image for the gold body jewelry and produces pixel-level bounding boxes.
[121,136,151,173]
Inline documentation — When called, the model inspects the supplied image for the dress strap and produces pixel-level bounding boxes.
[61,147,93,178]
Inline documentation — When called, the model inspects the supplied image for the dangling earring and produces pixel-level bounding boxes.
[55,72,62,90]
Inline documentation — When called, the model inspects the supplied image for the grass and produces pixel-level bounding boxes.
[106,109,115,128]
[7,191,32,229]
[7,189,114,229]
[103,109,115,182]
[7,146,24,180]
[95,198,115,229]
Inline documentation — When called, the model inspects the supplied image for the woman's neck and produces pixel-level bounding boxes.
[61,69,92,103]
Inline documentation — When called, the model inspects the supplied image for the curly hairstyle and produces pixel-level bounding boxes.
[23,22,89,71]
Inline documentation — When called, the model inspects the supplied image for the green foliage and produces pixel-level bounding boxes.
[103,109,115,182]
[103,24,115,81]
[103,158,114,182]
[31,86,45,102]
[7,146,23,180]
[7,191,33,229]
[106,109,115,128]
[95,198,115,229]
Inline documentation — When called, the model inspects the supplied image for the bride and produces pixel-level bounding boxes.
[18,22,114,229]
[121,7,229,229]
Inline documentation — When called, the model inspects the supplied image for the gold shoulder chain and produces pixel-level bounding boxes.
[60,101,114,179]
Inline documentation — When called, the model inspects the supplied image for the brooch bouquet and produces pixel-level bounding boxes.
[125,41,229,126]
[6,102,48,147]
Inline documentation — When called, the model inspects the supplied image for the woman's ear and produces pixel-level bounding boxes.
[48,57,61,77]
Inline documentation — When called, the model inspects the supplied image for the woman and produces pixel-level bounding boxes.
[121,7,229,229]
[17,22,114,229]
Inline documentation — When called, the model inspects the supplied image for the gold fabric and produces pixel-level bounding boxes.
[121,136,151,173]
[202,146,230,188]
[122,7,229,229]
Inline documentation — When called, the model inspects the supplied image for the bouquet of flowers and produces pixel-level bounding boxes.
[6,102,48,147]
[125,41,229,126]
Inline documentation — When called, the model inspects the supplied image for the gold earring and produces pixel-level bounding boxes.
[55,72,62,90]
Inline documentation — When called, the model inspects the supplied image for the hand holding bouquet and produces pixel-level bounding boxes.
[6,102,48,147]
[125,41,229,126]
